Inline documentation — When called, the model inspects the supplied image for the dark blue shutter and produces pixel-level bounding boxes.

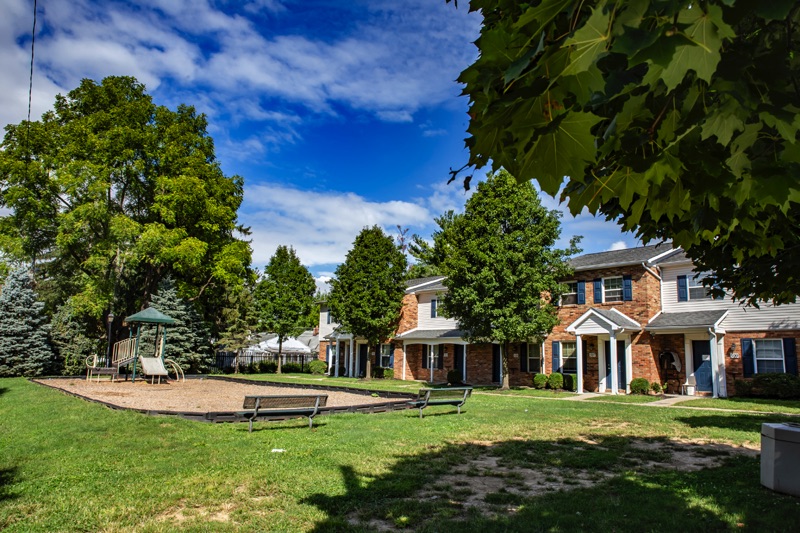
[623,275,633,301]
[389,343,395,367]
[577,281,586,305]
[593,279,602,303]
[520,343,528,372]
[677,275,688,302]
[431,299,437,318]
[551,342,561,373]
[423,345,429,369]
[437,345,444,369]
[783,338,797,375]
[741,338,754,377]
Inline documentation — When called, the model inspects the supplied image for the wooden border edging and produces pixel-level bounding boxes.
[30,375,417,424]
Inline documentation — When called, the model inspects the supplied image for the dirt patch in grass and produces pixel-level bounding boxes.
[354,438,758,531]
[157,500,234,524]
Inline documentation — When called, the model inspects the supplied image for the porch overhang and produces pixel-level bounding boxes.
[393,328,468,344]
[645,310,728,334]
[565,307,642,336]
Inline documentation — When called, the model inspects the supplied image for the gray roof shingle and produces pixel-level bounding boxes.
[590,308,641,330]
[646,310,727,330]
[405,276,447,293]
[394,328,465,340]
[568,243,674,271]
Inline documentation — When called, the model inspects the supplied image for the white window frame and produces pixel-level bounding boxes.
[688,274,712,300]
[603,276,623,303]
[526,343,542,373]
[754,339,785,374]
[561,341,577,374]
[561,281,578,306]
[380,344,393,368]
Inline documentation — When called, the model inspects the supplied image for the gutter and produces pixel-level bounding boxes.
[641,262,661,281]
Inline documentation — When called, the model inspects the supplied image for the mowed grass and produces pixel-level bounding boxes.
[586,394,664,404]
[676,397,800,415]
[1,377,799,532]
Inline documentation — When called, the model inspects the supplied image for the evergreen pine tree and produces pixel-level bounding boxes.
[147,277,214,373]
[0,268,55,376]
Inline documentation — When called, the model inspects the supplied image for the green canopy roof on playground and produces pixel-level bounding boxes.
[124,307,176,325]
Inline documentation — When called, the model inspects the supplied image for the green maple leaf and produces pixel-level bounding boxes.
[561,6,610,77]
[701,97,745,146]
[517,111,602,192]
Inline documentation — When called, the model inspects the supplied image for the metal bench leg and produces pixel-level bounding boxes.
[419,407,424,419]
[249,419,253,433]
[309,416,313,429]
[458,406,461,415]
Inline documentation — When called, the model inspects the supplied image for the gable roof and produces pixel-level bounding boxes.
[568,243,675,272]
[646,310,728,330]
[405,276,446,294]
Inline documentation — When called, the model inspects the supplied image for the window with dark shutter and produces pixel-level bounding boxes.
[431,299,437,318]
[677,275,688,302]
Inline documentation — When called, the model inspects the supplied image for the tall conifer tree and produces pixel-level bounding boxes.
[0,268,55,376]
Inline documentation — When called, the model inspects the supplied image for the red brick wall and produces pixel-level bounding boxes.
[722,330,800,395]
[396,293,418,335]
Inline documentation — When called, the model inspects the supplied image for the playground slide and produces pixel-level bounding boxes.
[139,357,169,377]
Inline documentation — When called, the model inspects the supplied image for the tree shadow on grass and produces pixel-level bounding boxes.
[0,467,19,503]
[0,387,8,398]
[302,436,799,532]
[675,413,797,433]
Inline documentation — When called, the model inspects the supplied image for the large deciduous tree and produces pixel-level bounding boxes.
[0,268,55,377]
[453,0,800,306]
[329,226,407,379]
[255,246,316,373]
[438,171,578,389]
[0,76,251,338]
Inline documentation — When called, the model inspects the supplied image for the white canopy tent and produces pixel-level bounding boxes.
[265,337,312,354]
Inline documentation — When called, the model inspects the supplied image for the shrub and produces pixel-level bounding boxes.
[281,362,305,374]
[749,373,800,399]
[546,372,563,390]
[371,366,385,379]
[562,374,576,391]
[734,379,753,397]
[308,359,327,375]
[651,381,662,394]
[533,373,547,389]
[447,369,462,385]
[384,368,394,379]
[630,377,650,394]
[258,360,278,374]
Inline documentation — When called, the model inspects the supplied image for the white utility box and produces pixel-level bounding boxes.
[761,422,800,497]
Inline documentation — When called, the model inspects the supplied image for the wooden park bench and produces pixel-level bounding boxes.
[409,387,473,418]
[239,395,328,432]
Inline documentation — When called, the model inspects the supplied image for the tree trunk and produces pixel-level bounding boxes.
[501,341,510,390]
[277,337,283,374]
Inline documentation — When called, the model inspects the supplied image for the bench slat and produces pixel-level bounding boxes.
[241,394,328,432]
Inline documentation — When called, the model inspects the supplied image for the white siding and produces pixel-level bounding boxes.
[318,304,337,338]
[417,292,458,330]
[661,264,800,331]
[661,264,730,312]
[575,315,611,335]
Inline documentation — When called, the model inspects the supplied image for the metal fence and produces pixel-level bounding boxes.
[212,351,319,373]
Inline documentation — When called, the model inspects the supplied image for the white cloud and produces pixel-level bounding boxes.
[242,183,432,268]
[314,274,333,293]
[609,241,628,251]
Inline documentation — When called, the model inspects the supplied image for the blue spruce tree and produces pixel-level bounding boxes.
[0,268,54,376]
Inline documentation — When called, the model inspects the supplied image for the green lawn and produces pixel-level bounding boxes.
[586,394,663,404]
[2,377,799,532]
[675,397,800,415]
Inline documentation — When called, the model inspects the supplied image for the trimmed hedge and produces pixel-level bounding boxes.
[630,377,650,395]
[447,369,462,385]
[308,359,327,375]
[563,374,576,391]
[741,373,800,399]
[546,372,563,390]
[533,373,547,389]
[651,381,662,394]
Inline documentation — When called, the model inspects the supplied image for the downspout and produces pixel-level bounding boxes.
[641,262,661,281]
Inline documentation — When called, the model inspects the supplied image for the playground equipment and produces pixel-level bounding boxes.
[107,307,185,383]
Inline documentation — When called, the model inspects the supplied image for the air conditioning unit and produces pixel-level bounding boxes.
[761,422,800,497]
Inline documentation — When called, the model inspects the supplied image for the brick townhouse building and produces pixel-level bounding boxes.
[318,244,800,396]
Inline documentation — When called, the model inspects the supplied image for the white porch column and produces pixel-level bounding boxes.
[429,345,434,383]
[576,334,584,394]
[335,341,340,377]
[609,332,619,395]
[349,338,355,377]
[625,341,633,394]
[402,342,407,381]
[709,329,719,398]
[326,343,333,374]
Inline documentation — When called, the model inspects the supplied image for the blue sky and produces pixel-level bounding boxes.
[3,0,640,289]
